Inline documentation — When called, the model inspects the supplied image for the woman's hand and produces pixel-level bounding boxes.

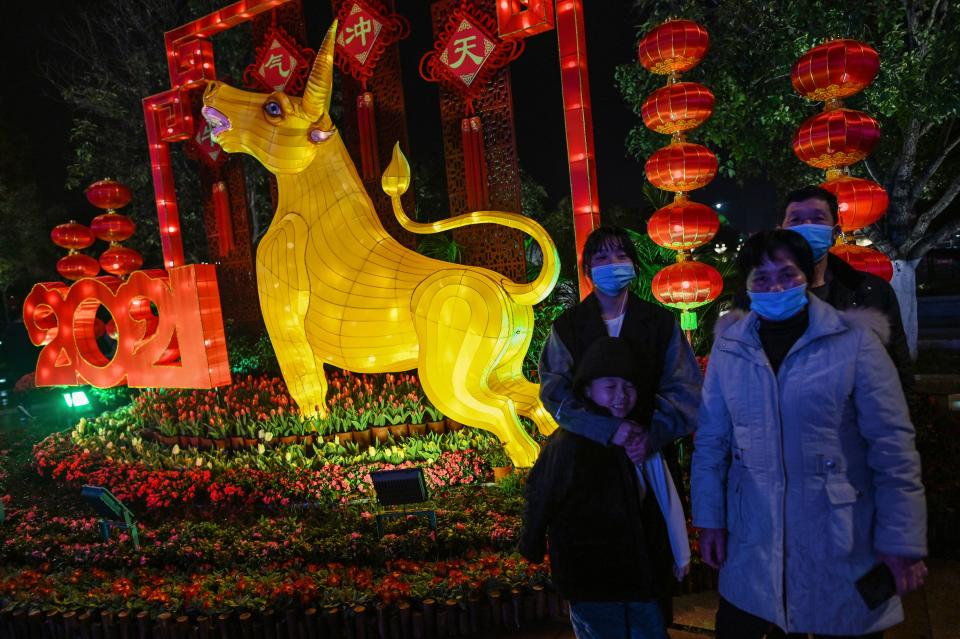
[699,527,727,569]
[878,553,928,595]
[611,420,649,464]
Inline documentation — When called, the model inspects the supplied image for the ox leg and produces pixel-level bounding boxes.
[412,271,540,468]
[256,214,328,416]
[484,304,558,438]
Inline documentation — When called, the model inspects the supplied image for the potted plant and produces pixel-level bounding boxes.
[275,411,299,446]
[157,420,179,447]
[229,420,246,450]
[241,421,259,448]
[368,407,390,445]
[487,442,513,482]
[388,402,412,439]
[420,403,444,438]
[197,420,214,449]
[209,420,229,450]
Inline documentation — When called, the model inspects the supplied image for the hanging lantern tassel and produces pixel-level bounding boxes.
[357,92,380,181]
[212,180,234,257]
[461,115,489,210]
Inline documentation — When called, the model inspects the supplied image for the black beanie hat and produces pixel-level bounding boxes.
[573,337,641,394]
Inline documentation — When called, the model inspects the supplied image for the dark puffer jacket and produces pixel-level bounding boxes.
[733,254,913,391]
[518,430,672,602]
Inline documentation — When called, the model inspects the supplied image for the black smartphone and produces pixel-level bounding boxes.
[855,562,897,610]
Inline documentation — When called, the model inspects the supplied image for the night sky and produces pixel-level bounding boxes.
[2,1,781,238]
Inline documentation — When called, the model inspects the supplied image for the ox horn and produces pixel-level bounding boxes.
[301,20,337,120]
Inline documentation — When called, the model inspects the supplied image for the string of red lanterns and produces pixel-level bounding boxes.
[637,19,723,333]
[51,221,99,281]
[86,179,143,278]
[51,179,144,283]
[790,39,892,281]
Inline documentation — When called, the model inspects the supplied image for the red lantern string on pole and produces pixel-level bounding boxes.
[637,18,722,334]
[791,39,889,278]
[334,0,410,182]
[86,178,143,278]
[51,221,100,281]
[420,1,523,211]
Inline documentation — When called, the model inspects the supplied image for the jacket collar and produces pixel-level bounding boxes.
[577,292,654,341]
[826,253,864,290]
[718,295,848,364]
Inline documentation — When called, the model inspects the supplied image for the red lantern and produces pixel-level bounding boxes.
[100,246,143,277]
[830,243,893,282]
[51,222,95,250]
[793,108,880,170]
[651,261,723,309]
[647,200,719,250]
[645,143,718,193]
[637,19,709,75]
[85,179,132,210]
[57,254,101,281]
[820,176,889,232]
[641,82,714,135]
[791,39,880,103]
[91,213,136,243]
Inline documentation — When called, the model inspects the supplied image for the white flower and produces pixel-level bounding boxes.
[195,457,203,467]
[257,443,265,455]
[264,431,274,442]
[172,444,180,455]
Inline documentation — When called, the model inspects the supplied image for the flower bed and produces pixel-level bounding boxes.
[35,427,492,509]
[134,372,449,447]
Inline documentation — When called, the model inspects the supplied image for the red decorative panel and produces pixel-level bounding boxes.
[334,0,417,249]
[432,0,526,282]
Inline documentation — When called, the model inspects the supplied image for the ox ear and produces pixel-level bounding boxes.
[301,20,337,121]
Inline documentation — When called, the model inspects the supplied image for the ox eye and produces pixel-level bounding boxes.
[264,101,283,117]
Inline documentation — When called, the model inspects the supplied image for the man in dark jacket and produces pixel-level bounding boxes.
[733,186,913,391]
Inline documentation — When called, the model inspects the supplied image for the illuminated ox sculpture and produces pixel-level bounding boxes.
[201,22,560,465]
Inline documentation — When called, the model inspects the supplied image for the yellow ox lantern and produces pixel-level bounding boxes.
[201,22,560,466]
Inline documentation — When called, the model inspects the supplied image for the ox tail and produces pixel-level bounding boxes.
[382,143,560,306]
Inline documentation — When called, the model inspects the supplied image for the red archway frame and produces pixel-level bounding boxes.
[142,0,295,269]
[146,0,601,296]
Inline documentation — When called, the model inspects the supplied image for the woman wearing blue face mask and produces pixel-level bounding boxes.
[538,226,701,463]
[536,225,702,630]
[692,229,927,639]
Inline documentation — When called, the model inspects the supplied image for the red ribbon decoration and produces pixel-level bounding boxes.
[212,181,235,257]
[334,0,410,181]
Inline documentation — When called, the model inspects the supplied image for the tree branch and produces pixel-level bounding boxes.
[861,224,900,260]
[901,171,960,255]
[928,0,944,31]
[910,133,960,205]
[908,217,960,260]
[863,157,883,186]
[889,119,923,230]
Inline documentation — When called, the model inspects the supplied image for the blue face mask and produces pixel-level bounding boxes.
[748,283,809,321]
[789,224,835,261]
[591,263,636,296]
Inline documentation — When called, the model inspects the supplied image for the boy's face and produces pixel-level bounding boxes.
[585,376,637,419]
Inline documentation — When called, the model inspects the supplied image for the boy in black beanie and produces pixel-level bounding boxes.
[520,337,689,638]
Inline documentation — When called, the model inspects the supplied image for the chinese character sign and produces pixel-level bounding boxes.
[440,20,496,86]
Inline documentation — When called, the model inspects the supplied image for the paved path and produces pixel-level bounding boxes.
[499,559,960,638]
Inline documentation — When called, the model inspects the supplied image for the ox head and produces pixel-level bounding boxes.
[201,21,338,175]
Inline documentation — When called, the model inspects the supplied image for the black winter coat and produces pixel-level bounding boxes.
[518,429,673,602]
[733,254,914,391]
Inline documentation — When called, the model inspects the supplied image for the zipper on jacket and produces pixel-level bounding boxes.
[775,361,789,631]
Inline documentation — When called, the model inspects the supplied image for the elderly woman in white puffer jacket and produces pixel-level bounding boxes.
[692,229,927,639]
